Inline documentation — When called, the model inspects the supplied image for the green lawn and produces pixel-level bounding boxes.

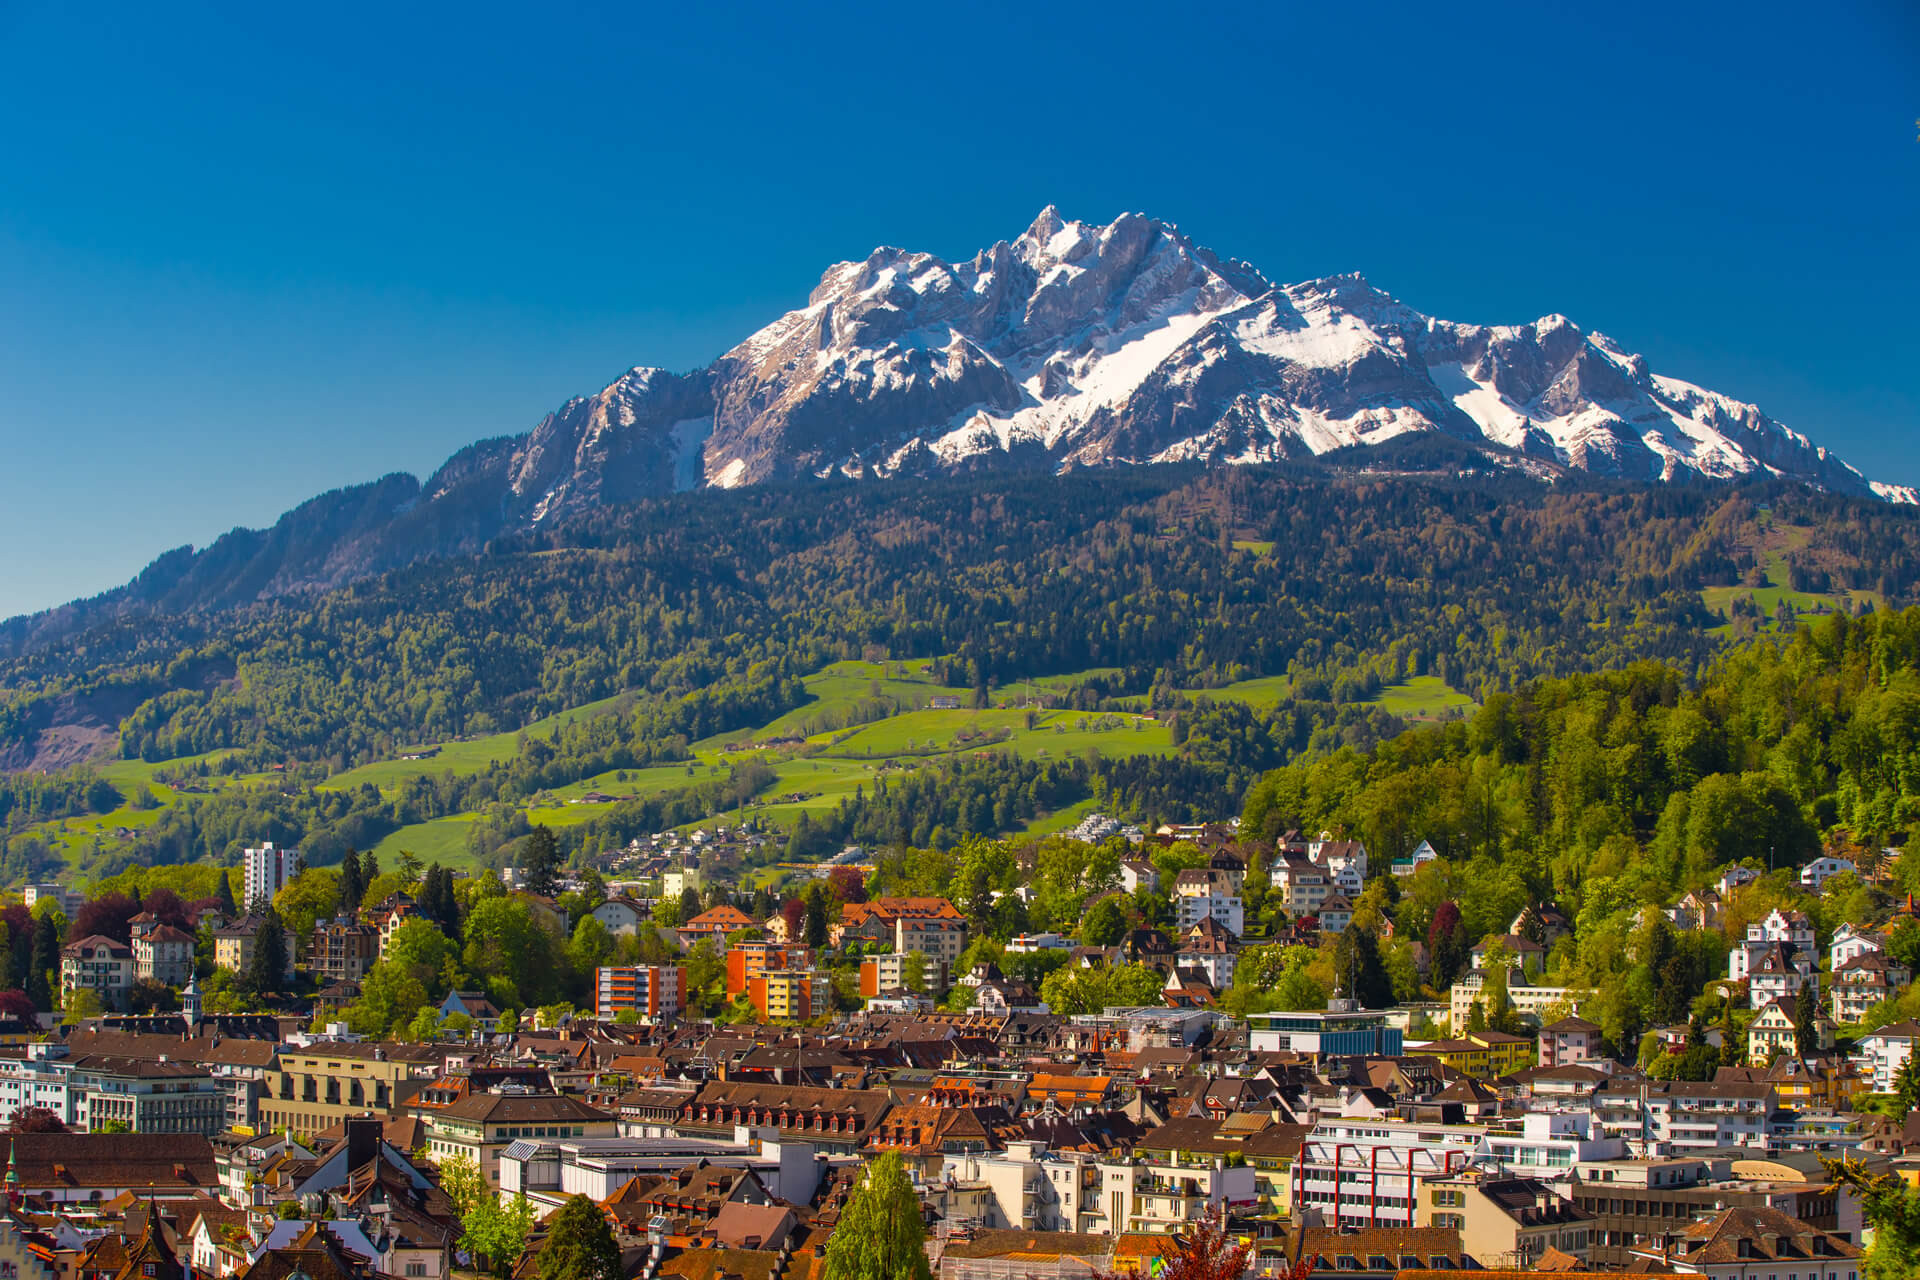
[1232,540,1275,557]
[327,690,639,790]
[1370,675,1475,721]
[369,814,488,871]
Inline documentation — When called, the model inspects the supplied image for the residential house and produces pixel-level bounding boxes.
[1173,869,1245,935]
[1830,951,1909,1025]
[745,969,830,1022]
[1316,894,1353,935]
[589,897,648,936]
[1469,934,1548,977]
[1628,1204,1860,1277]
[678,905,757,949]
[1829,922,1887,969]
[1175,918,1238,989]
[307,917,379,984]
[1390,839,1441,877]
[1537,1016,1604,1068]
[1854,1019,1919,1091]
[1119,860,1160,895]
[212,916,296,982]
[1747,998,1835,1065]
[59,935,132,1010]
[1269,858,1329,919]
[1799,856,1857,892]
[129,916,195,988]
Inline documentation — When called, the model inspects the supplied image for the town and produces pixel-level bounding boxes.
[0,817,1908,1280]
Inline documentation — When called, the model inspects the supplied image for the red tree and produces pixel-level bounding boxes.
[780,899,806,940]
[8,1108,66,1134]
[1098,1223,1256,1280]
[70,892,139,944]
[827,867,867,905]
[142,888,191,930]
[0,991,35,1022]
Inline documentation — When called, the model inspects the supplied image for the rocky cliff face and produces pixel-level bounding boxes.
[482,206,1905,516]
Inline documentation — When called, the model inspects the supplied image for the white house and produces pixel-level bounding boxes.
[1729,909,1815,981]
[1716,864,1761,897]
[1119,859,1160,895]
[1829,922,1886,970]
[1391,839,1441,877]
[1799,856,1857,892]
[589,897,648,936]
[1854,1020,1919,1091]
[1172,869,1244,935]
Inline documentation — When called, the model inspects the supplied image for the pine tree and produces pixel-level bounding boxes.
[821,1151,932,1280]
[537,1194,620,1280]
[522,827,560,898]
[803,885,829,949]
[216,870,237,917]
[360,850,381,893]
[339,850,365,915]
[26,917,57,1012]
[247,910,288,994]
[1793,981,1819,1054]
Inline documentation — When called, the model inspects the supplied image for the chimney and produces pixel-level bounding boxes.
[346,1116,381,1171]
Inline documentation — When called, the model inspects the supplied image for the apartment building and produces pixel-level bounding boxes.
[242,841,302,909]
[129,918,195,988]
[1173,869,1245,934]
[745,969,830,1022]
[1292,1112,1486,1228]
[1591,1079,1774,1155]
[1417,1172,1594,1268]
[593,965,686,1020]
[60,936,133,1010]
[308,916,381,983]
[424,1091,615,1185]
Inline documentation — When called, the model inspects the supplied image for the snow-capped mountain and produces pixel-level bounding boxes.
[483,206,1911,511]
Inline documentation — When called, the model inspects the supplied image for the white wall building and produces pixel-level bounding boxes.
[243,842,302,910]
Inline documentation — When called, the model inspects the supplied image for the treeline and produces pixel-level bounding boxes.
[1241,607,1920,919]
[9,469,1917,777]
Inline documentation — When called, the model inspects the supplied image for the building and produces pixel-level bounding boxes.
[129,917,195,988]
[1308,838,1368,897]
[212,914,297,981]
[1829,951,1909,1025]
[59,935,133,1010]
[243,842,302,910]
[22,883,84,917]
[1246,1003,1403,1057]
[1390,839,1441,877]
[594,965,686,1020]
[1729,908,1815,983]
[745,969,830,1022]
[1,1131,219,1205]
[1538,1016,1604,1067]
[1172,869,1244,935]
[896,915,968,977]
[1449,975,1592,1030]
[837,897,965,945]
[1268,859,1329,919]
[1315,894,1354,935]
[1416,1031,1535,1079]
[724,942,815,999]
[69,1054,227,1135]
[1470,934,1548,975]
[1629,1203,1861,1277]
[1853,1019,1918,1091]
[1293,1111,1485,1228]
[424,1091,616,1186]
[1829,922,1886,969]
[678,904,758,948]
[1572,1155,1860,1268]
[368,893,419,955]
[589,897,649,935]
[257,1042,437,1137]
[1591,1079,1774,1155]
[1417,1173,1593,1268]
[1799,856,1857,891]
[1175,918,1238,988]
[661,859,703,903]
[308,916,380,983]
[858,951,945,1000]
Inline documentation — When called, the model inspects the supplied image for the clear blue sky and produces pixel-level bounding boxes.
[2,0,1916,619]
